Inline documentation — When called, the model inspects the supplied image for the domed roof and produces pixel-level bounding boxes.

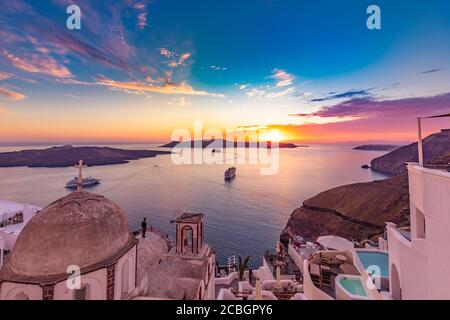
[4,192,137,281]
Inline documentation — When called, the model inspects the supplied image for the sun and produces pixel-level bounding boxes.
[261,129,282,142]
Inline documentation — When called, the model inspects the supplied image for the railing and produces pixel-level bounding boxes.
[227,255,237,274]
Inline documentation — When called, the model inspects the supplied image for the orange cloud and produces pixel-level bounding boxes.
[159,48,192,68]
[96,78,225,97]
[61,77,226,98]
[2,50,72,78]
[0,86,26,100]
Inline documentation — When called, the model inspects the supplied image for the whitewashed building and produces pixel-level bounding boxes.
[0,192,140,300]
[387,163,450,299]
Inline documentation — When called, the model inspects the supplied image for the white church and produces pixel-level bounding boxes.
[0,163,215,300]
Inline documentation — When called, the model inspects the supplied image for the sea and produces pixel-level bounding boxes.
[0,143,389,268]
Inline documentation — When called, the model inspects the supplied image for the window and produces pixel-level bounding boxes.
[415,208,426,239]
[14,292,29,300]
[181,226,194,254]
[121,260,130,296]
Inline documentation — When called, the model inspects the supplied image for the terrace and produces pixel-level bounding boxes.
[303,249,387,300]
[264,250,302,282]
[305,250,357,299]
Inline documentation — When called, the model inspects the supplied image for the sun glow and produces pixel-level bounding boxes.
[261,129,282,142]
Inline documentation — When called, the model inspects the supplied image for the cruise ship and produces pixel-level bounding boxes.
[224,167,236,180]
[65,176,101,189]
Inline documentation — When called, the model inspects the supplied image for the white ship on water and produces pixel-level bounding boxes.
[65,160,101,189]
[65,176,101,189]
[224,167,236,180]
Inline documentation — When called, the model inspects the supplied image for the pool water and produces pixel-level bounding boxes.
[340,277,367,297]
[357,251,389,277]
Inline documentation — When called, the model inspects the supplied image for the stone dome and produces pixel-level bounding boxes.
[6,192,136,280]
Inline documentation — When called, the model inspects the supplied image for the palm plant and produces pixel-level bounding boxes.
[235,256,251,281]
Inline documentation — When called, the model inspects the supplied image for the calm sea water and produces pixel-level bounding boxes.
[0,144,388,268]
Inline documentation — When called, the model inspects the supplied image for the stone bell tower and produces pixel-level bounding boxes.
[175,213,204,255]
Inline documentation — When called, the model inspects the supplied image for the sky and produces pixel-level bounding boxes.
[0,0,449,143]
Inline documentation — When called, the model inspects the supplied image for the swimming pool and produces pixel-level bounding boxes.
[340,277,367,296]
[356,251,389,277]
[335,275,369,300]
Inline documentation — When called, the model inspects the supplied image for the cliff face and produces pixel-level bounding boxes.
[281,130,450,243]
[370,129,450,175]
[280,174,410,243]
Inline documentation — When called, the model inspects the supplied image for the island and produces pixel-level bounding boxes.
[370,129,450,175]
[0,145,172,168]
[353,144,402,151]
[159,139,298,149]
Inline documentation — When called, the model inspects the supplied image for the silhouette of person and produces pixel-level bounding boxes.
[141,218,147,238]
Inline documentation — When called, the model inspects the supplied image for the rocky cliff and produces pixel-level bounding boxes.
[280,174,410,242]
[281,129,450,243]
[370,129,450,175]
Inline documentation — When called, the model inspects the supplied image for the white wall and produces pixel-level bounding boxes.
[388,164,450,299]
[54,268,108,300]
[288,243,304,274]
[114,246,137,300]
[0,282,43,300]
[204,252,216,300]
[302,260,333,300]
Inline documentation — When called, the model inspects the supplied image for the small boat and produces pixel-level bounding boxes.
[224,167,236,180]
[212,148,222,153]
[65,176,101,189]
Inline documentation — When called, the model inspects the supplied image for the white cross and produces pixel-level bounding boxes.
[74,160,87,192]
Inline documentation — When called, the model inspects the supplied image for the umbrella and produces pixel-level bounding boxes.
[255,279,262,300]
[317,235,354,251]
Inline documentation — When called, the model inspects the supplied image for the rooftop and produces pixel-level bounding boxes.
[135,232,171,283]
[0,191,137,284]
[132,244,213,300]
[176,212,204,223]
[264,251,302,282]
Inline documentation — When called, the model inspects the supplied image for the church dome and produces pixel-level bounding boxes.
[6,192,136,280]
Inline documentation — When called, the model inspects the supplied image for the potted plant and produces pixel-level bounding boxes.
[235,256,251,281]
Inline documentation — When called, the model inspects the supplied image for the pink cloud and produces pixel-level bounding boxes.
[2,50,72,78]
[271,69,295,88]
[133,3,146,10]
[137,11,148,29]
[0,71,11,80]
[0,86,26,100]
[1,2,137,73]
[291,93,450,120]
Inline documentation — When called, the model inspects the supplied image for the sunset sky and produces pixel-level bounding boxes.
[0,0,449,143]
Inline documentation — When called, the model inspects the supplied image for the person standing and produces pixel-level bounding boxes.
[141,218,147,238]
